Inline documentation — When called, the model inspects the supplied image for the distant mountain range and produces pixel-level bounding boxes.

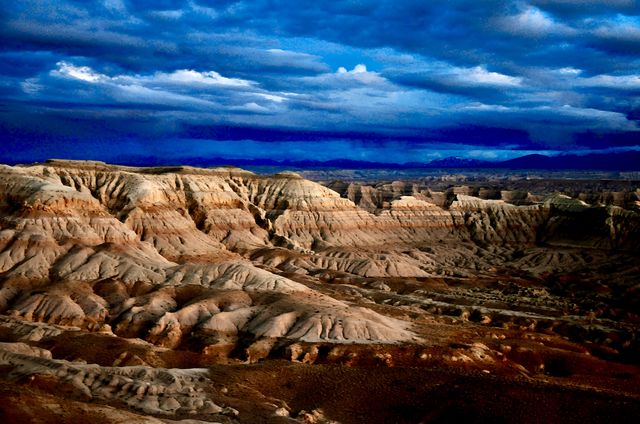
[408,151,640,171]
[125,151,640,171]
[498,152,640,170]
[7,150,640,171]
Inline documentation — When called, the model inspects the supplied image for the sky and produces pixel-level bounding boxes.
[1,0,639,164]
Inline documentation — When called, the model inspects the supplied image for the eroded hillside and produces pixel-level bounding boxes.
[0,160,638,423]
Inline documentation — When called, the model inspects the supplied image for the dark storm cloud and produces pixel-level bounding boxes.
[0,0,639,161]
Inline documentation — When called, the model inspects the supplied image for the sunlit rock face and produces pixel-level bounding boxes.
[0,161,638,423]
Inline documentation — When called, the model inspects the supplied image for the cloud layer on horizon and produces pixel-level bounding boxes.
[1,0,639,162]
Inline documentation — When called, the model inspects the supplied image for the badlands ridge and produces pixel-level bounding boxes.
[0,160,638,423]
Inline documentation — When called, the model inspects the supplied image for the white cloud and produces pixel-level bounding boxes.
[257,93,287,103]
[150,9,185,20]
[352,64,368,74]
[103,0,126,13]
[232,102,270,113]
[142,69,253,87]
[462,103,511,111]
[396,59,524,90]
[577,74,640,90]
[550,105,638,130]
[263,48,326,72]
[20,78,43,94]
[188,1,218,19]
[557,67,582,75]
[592,18,640,42]
[455,102,638,134]
[337,64,368,74]
[528,105,637,130]
[498,7,575,36]
[50,62,253,88]
[113,84,216,108]
[51,61,105,83]
[465,66,522,87]
[40,62,289,113]
[333,64,384,84]
[517,7,554,30]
